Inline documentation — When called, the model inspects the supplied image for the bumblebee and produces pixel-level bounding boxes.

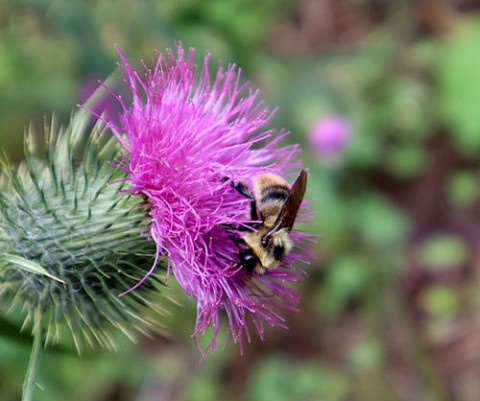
[227,170,307,274]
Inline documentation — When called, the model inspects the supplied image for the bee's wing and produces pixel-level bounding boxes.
[267,169,307,235]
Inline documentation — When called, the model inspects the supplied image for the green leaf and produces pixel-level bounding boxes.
[387,145,427,179]
[248,356,347,401]
[437,17,480,154]
[315,255,370,317]
[348,338,384,370]
[0,254,66,284]
[420,284,459,318]
[354,195,409,248]
[446,170,479,208]
[416,234,468,270]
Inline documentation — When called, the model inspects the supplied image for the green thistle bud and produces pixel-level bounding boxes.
[0,111,170,353]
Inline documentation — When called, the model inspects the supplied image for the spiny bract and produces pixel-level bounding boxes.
[0,112,170,352]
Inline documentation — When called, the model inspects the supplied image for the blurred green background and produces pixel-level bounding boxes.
[3,0,480,400]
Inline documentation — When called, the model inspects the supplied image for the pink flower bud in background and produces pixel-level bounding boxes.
[308,115,351,156]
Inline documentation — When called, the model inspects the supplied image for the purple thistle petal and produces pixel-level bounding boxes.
[105,44,310,353]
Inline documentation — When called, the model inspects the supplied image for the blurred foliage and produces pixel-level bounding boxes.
[3,0,480,401]
[437,16,480,154]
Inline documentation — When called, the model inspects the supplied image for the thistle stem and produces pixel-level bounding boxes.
[22,322,43,401]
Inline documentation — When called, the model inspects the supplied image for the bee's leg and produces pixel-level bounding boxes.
[214,238,241,266]
[249,201,260,222]
[214,235,248,270]
[218,222,258,231]
[231,181,253,199]
[222,177,260,224]
[230,181,261,222]
[217,234,260,273]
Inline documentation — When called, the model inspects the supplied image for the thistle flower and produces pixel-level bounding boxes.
[106,45,309,353]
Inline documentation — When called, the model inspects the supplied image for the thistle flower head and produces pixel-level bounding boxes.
[107,45,308,354]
